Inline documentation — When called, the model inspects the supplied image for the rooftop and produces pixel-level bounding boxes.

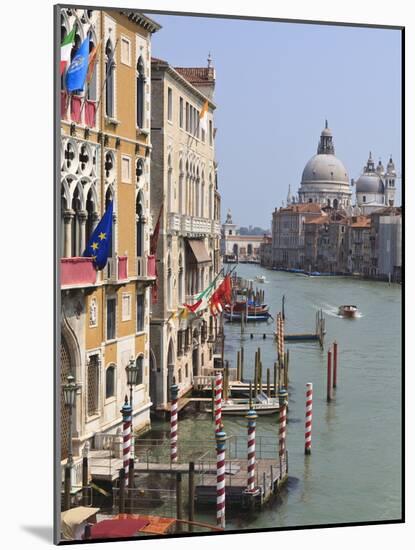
[175,67,215,84]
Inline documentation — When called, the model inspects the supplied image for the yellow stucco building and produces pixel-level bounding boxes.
[59,8,160,485]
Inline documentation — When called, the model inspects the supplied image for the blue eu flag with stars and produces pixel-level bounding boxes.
[83,201,113,270]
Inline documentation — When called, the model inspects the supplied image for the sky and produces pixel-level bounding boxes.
[146,12,402,228]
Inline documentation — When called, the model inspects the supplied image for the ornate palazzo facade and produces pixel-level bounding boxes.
[150,57,221,411]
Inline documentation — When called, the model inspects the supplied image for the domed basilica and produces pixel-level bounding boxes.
[287,121,397,214]
[296,121,352,209]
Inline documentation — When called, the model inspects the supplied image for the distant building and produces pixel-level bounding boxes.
[347,215,372,276]
[221,210,266,262]
[259,236,273,267]
[370,207,402,281]
[271,203,323,268]
[304,211,348,273]
[355,153,397,214]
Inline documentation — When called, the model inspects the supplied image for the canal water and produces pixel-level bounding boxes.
[144,264,402,530]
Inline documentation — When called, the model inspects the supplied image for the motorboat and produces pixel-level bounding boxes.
[255,275,266,283]
[338,305,358,318]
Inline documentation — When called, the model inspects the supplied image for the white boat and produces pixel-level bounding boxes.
[206,393,280,416]
[338,305,359,318]
[255,275,266,283]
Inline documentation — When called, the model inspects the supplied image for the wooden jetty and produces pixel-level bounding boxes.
[274,309,326,348]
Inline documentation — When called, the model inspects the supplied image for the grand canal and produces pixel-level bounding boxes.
[145,263,402,530]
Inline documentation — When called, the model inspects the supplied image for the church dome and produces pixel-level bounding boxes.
[355,173,384,194]
[301,154,349,185]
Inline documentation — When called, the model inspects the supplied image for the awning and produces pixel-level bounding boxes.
[186,239,211,265]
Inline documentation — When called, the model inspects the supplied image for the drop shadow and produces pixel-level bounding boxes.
[20,525,53,543]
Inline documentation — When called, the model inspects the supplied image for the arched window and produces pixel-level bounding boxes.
[209,174,213,219]
[136,193,145,257]
[105,365,116,398]
[233,243,238,256]
[178,159,184,214]
[167,255,173,309]
[327,198,331,207]
[136,355,144,385]
[247,243,253,255]
[87,354,99,416]
[85,188,96,245]
[201,173,205,218]
[333,198,339,209]
[105,40,115,118]
[87,37,98,101]
[136,158,144,184]
[136,56,145,128]
[178,254,184,305]
[167,154,173,212]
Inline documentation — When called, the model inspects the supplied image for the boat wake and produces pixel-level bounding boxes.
[319,303,364,318]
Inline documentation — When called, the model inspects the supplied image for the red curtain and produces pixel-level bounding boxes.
[85,100,96,127]
[70,95,82,124]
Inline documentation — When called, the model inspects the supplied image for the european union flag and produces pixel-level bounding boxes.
[83,201,113,270]
[66,37,89,93]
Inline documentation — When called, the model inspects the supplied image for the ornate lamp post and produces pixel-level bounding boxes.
[62,373,80,510]
[125,357,140,409]
[125,357,139,460]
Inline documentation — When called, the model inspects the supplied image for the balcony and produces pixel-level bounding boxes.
[61,91,97,128]
[167,213,181,233]
[61,257,97,288]
[211,220,221,235]
[118,256,128,281]
[104,256,129,284]
[136,255,156,280]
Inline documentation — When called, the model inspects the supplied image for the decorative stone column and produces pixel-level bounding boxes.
[78,210,88,255]
[63,209,75,258]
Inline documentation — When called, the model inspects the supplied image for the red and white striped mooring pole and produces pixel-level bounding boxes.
[246,409,258,491]
[170,381,179,463]
[305,383,313,455]
[215,430,227,528]
[121,396,132,486]
[278,388,287,458]
[215,371,223,433]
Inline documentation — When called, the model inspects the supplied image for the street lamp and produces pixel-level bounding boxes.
[62,374,79,467]
[62,373,79,510]
[125,357,140,409]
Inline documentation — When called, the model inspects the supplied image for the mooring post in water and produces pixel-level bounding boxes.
[278,389,287,459]
[176,472,183,530]
[82,447,89,506]
[327,350,332,402]
[237,350,241,381]
[170,381,179,463]
[118,468,126,514]
[305,383,313,455]
[240,346,244,382]
[215,371,223,432]
[211,379,215,421]
[188,462,195,529]
[249,381,253,409]
[259,361,263,394]
[282,294,285,320]
[246,409,258,492]
[254,352,258,398]
[274,362,278,397]
[216,430,227,528]
[267,368,271,397]
[127,457,135,512]
[333,341,338,388]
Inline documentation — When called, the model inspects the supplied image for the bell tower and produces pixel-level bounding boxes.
[384,155,396,206]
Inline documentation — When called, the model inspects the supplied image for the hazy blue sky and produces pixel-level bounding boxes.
[146,13,402,228]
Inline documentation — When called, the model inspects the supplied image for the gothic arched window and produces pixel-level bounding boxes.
[105,40,115,118]
[105,365,116,398]
[136,193,145,257]
[136,355,144,385]
[136,56,145,128]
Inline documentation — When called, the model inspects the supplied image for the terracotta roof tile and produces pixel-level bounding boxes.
[174,67,215,84]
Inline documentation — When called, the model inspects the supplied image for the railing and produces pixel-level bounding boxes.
[61,257,97,287]
[105,257,117,282]
[61,91,97,128]
[181,215,192,233]
[93,432,123,458]
[211,220,221,235]
[191,217,211,234]
[147,255,156,278]
[167,212,181,233]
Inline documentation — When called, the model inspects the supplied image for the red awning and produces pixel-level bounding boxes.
[89,518,150,539]
[186,239,211,265]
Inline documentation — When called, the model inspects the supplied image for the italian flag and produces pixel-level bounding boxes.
[199,99,209,133]
[61,27,76,75]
